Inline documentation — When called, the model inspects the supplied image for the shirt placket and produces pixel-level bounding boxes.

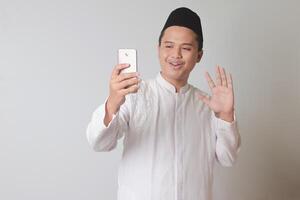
[174,93,184,200]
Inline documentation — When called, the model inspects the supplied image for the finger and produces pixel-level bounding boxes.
[121,84,139,95]
[197,93,210,106]
[220,67,227,87]
[117,76,140,89]
[216,65,222,86]
[115,72,139,82]
[111,63,130,78]
[227,72,233,90]
[205,71,216,90]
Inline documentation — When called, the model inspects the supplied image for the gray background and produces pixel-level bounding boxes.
[1,0,299,199]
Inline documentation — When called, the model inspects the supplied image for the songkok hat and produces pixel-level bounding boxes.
[160,7,203,50]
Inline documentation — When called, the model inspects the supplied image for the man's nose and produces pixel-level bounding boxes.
[172,47,182,59]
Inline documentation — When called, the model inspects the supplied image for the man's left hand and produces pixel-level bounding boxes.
[198,65,235,122]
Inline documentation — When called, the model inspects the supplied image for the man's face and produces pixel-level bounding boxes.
[158,26,203,86]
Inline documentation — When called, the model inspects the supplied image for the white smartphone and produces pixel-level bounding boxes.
[118,49,137,73]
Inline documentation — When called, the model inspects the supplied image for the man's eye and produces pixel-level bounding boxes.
[183,48,191,51]
[165,45,172,48]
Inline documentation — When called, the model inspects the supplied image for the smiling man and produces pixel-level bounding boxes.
[86,7,241,200]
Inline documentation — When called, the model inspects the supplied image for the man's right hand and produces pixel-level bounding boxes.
[104,63,140,126]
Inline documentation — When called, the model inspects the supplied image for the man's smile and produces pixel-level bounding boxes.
[167,58,185,69]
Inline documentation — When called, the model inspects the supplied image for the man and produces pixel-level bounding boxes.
[86,7,241,200]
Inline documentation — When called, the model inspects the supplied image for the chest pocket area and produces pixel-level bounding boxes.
[129,88,154,133]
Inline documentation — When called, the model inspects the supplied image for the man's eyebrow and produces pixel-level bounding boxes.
[181,43,193,46]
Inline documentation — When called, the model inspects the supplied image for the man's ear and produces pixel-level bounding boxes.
[196,50,203,63]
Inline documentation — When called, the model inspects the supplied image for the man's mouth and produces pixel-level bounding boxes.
[169,62,183,69]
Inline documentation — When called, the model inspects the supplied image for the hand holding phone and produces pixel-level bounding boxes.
[104,49,140,126]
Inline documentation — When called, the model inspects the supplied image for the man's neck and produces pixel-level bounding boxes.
[160,72,187,93]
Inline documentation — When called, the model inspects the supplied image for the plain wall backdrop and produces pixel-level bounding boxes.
[1,0,299,199]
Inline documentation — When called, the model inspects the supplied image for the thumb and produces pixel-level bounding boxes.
[197,93,210,106]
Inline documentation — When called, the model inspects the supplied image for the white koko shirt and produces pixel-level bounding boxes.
[86,72,241,200]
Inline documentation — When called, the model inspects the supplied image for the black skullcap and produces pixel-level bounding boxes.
[160,7,203,50]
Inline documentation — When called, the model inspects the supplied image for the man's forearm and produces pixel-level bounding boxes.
[104,97,119,127]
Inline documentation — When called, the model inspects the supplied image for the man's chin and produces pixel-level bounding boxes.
[162,71,187,83]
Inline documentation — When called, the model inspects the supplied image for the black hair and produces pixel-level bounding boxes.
[158,28,203,52]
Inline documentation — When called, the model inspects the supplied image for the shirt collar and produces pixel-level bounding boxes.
[156,72,190,94]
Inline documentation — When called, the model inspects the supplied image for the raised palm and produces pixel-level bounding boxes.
[198,66,234,118]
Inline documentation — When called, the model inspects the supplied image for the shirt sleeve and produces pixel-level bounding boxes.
[86,96,131,152]
[211,110,241,167]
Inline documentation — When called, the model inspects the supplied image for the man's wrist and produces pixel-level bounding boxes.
[105,102,114,117]
[106,97,118,116]
[216,111,234,123]
[104,99,116,127]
